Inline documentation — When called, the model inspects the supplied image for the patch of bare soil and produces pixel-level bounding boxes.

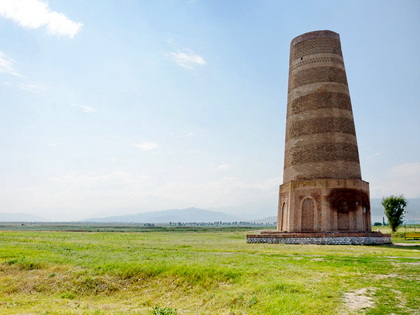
[342,288,375,314]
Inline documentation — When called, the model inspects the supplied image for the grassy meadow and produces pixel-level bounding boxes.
[0,226,419,314]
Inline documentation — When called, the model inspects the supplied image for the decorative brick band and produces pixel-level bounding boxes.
[288,92,352,115]
[285,133,357,149]
[284,142,360,166]
[291,30,340,46]
[289,67,348,92]
[290,56,344,73]
[246,232,391,245]
[283,161,362,181]
[288,82,350,101]
[290,37,342,60]
[287,117,356,139]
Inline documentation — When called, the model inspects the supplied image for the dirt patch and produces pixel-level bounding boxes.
[342,288,375,314]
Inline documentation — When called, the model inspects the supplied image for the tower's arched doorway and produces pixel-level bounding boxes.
[301,198,315,231]
[337,199,350,230]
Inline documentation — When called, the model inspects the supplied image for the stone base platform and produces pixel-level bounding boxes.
[246,231,391,245]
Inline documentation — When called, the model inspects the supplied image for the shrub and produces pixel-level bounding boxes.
[152,306,177,315]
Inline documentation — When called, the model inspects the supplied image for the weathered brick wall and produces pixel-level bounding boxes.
[288,117,356,139]
[288,92,352,115]
[288,66,348,92]
[277,178,371,233]
[286,142,359,165]
[283,30,361,183]
[290,32,342,59]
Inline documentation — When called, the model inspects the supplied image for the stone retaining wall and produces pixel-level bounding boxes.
[246,232,391,245]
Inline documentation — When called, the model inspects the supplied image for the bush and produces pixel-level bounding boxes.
[152,306,177,315]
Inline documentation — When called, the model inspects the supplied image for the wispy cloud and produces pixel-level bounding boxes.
[20,83,44,92]
[213,163,231,171]
[371,162,420,198]
[388,162,420,177]
[71,104,96,113]
[166,49,206,70]
[366,152,381,159]
[0,50,20,76]
[51,171,139,188]
[0,0,82,38]
[133,142,160,151]
[153,176,282,209]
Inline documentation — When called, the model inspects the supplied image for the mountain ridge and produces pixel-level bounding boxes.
[84,207,242,223]
[0,213,48,222]
[1,198,418,224]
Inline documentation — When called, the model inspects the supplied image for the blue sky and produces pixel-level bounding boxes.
[0,0,419,221]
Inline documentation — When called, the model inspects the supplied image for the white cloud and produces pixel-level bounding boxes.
[51,171,139,188]
[366,152,381,159]
[370,162,420,198]
[2,168,281,220]
[388,162,420,177]
[214,163,231,171]
[133,142,160,151]
[71,104,96,113]
[53,172,278,209]
[166,49,206,70]
[20,83,43,92]
[0,0,82,38]
[0,50,20,76]
[152,176,281,209]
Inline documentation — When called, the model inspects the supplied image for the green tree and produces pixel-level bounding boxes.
[381,195,408,232]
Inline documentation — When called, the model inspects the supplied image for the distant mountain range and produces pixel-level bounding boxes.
[84,199,419,224]
[1,198,418,224]
[82,199,420,224]
[251,216,277,224]
[0,213,47,222]
[84,207,242,223]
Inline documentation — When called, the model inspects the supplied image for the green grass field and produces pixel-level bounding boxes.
[0,227,419,314]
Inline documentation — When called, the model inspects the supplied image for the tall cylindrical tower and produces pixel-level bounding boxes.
[277,31,371,233]
[284,30,361,182]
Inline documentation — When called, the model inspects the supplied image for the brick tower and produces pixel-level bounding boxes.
[247,31,390,244]
[278,30,371,233]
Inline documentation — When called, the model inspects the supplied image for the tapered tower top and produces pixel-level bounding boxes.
[291,30,340,46]
[283,30,362,183]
